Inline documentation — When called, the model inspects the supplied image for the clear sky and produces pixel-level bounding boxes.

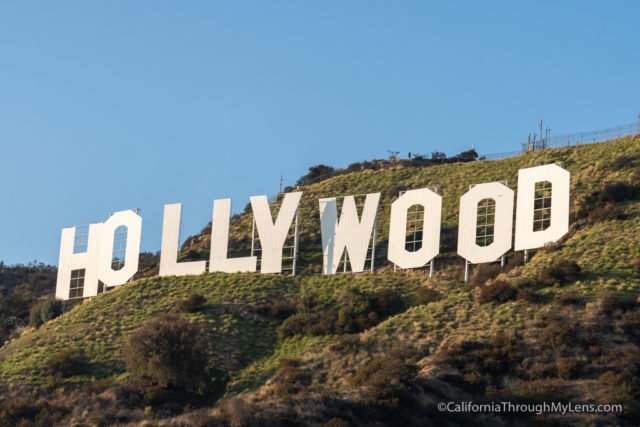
[1,1,639,265]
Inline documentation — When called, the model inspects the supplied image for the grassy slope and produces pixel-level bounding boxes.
[0,136,638,398]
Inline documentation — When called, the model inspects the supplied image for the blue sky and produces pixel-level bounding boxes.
[0,1,639,265]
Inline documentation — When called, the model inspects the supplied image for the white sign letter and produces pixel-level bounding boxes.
[250,192,302,273]
[210,199,257,273]
[514,164,570,251]
[98,210,142,287]
[319,193,380,275]
[56,223,102,299]
[458,182,514,264]
[388,188,442,269]
[159,204,207,276]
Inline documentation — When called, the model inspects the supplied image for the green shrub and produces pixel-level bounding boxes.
[538,259,581,285]
[45,348,89,378]
[29,298,63,328]
[0,396,67,427]
[175,293,206,313]
[611,153,640,170]
[558,291,581,306]
[414,287,442,305]
[350,346,417,407]
[556,356,583,379]
[123,313,210,394]
[470,263,502,287]
[278,288,406,338]
[476,280,516,304]
[599,293,638,315]
[296,164,335,186]
[504,253,525,271]
[517,288,542,304]
[588,202,623,223]
[538,314,578,353]
[273,358,311,396]
[438,332,524,392]
[330,334,361,354]
[28,300,45,328]
[256,299,297,320]
[600,182,640,203]
[387,184,408,197]
[619,310,640,342]
[40,298,63,322]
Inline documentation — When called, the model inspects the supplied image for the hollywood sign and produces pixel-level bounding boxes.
[55,163,569,300]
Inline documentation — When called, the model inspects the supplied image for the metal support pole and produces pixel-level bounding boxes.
[501,256,505,268]
[429,259,434,279]
[291,209,299,276]
[464,260,470,283]
[370,213,378,273]
[250,217,256,257]
[524,249,529,263]
[343,251,347,273]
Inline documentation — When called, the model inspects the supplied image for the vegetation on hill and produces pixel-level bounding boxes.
[0,135,639,426]
[0,262,57,344]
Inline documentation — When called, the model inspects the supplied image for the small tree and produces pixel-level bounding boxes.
[28,298,63,328]
[40,298,63,322]
[123,313,210,394]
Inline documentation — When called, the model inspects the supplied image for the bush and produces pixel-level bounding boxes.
[278,288,406,339]
[414,287,442,305]
[599,293,638,315]
[350,346,418,407]
[123,313,210,394]
[296,164,336,186]
[175,293,206,313]
[476,280,517,304]
[40,298,63,322]
[28,298,63,328]
[578,181,640,222]
[538,314,578,354]
[45,348,89,378]
[0,397,67,427]
[588,203,623,223]
[330,334,361,354]
[273,358,311,396]
[504,253,524,271]
[470,263,502,287]
[256,299,297,320]
[611,153,640,170]
[558,291,581,306]
[600,182,640,203]
[217,397,255,426]
[324,418,350,427]
[437,332,523,392]
[387,184,408,197]
[556,357,583,379]
[28,300,45,328]
[517,288,542,304]
[538,259,581,285]
[620,310,640,342]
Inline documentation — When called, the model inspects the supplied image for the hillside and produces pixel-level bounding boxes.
[0,135,639,426]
